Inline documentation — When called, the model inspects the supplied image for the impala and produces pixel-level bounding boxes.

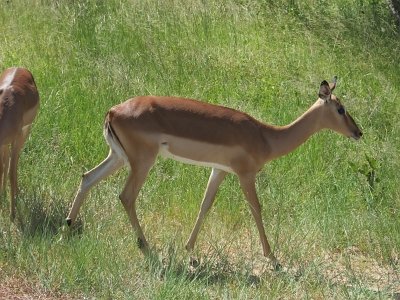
[67,78,362,268]
[0,67,39,220]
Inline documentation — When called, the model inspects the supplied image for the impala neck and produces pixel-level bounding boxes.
[265,100,324,160]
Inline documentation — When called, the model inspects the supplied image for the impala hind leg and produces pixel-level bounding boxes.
[119,153,157,254]
[66,150,124,225]
[0,145,9,193]
[9,127,31,221]
[239,174,280,269]
[185,168,226,252]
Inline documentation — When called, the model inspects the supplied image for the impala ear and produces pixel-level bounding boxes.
[319,80,331,102]
[329,76,337,91]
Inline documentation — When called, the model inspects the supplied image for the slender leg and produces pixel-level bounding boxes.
[238,173,280,268]
[185,168,226,251]
[9,144,20,221]
[0,145,8,192]
[66,149,124,225]
[9,127,30,221]
[119,153,157,253]
[3,146,9,193]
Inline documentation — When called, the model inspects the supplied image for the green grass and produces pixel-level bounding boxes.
[0,0,399,298]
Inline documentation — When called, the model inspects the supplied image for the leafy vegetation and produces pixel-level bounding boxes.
[0,0,399,298]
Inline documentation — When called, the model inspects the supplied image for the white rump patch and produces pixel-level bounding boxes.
[104,124,129,165]
[0,68,17,90]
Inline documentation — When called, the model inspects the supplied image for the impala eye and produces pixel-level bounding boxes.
[338,106,345,115]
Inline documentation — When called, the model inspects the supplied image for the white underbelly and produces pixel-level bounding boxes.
[157,136,235,173]
[159,147,234,173]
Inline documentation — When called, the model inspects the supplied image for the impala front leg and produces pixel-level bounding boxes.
[239,173,280,269]
[186,168,227,252]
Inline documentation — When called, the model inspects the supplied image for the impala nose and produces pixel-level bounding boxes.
[353,130,363,140]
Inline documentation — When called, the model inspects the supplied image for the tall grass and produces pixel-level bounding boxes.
[0,0,399,298]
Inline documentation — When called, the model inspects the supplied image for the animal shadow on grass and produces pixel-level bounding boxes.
[142,242,266,287]
[12,189,83,238]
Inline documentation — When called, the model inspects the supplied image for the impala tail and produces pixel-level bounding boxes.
[104,112,128,164]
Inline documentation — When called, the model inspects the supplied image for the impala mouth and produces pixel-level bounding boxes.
[351,131,363,140]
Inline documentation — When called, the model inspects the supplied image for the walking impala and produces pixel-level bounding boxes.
[67,78,362,268]
[0,67,39,220]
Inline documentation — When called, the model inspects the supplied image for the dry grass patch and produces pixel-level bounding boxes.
[0,270,81,300]
[321,246,400,297]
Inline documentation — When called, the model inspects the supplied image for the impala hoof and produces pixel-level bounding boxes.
[268,255,282,271]
[189,256,200,268]
[137,237,145,249]
[273,262,283,272]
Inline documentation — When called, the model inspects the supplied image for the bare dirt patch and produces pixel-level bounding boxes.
[321,246,400,296]
[0,270,81,300]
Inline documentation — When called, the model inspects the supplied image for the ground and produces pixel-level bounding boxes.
[1,246,399,299]
[0,271,80,300]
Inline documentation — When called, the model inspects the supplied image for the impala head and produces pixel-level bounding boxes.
[318,77,363,140]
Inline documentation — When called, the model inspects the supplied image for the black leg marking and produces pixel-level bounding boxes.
[137,237,145,249]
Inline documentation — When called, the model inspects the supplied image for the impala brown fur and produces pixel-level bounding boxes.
[0,67,39,220]
[67,78,362,268]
